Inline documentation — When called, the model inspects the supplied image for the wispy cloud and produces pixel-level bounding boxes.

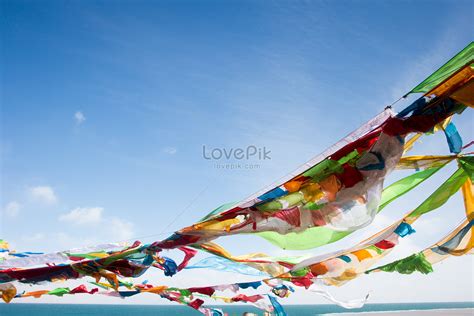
[3,201,21,217]
[388,25,469,104]
[163,147,177,155]
[107,217,134,240]
[74,111,86,125]
[19,232,97,251]
[58,207,134,241]
[59,207,104,225]
[29,186,58,205]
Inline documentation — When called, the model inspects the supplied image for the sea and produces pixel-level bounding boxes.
[0,302,473,316]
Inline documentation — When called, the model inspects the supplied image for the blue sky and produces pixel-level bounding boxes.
[1,0,473,305]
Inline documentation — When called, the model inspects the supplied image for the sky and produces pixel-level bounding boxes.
[1,0,473,307]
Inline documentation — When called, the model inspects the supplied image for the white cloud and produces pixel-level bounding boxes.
[57,207,134,241]
[52,232,97,250]
[74,111,86,125]
[59,207,103,225]
[163,147,177,155]
[29,186,58,204]
[18,232,98,252]
[107,217,134,240]
[3,201,21,217]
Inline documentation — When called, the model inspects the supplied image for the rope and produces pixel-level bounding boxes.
[116,183,211,244]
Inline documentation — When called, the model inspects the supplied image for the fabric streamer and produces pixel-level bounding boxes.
[185,257,269,276]
[367,252,434,275]
[258,163,447,250]
[308,285,370,309]
[443,122,463,153]
[268,295,287,316]
[407,42,473,95]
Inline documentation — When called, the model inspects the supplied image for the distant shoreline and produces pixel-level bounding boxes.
[1,302,473,316]
[326,308,474,315]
